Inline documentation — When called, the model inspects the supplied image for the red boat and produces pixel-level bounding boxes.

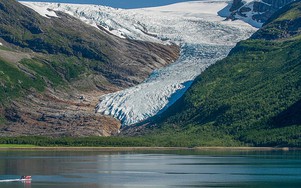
[0,176,32,183]
[20,176,32,180]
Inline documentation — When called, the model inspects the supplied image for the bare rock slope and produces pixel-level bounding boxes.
[0,0,179,137]
[228,0,296,27]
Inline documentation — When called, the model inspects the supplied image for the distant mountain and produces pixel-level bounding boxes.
[136,0,301,147]
[227,0,296,27]
[23,1,256,128]
[0,0,179,136]
[18,0,201,9]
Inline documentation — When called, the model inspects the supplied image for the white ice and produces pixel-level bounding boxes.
[21,0,257,126]
[21,1,58,18]
[234,1,264,28]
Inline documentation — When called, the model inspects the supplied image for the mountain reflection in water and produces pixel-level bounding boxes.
[0,150,300,188]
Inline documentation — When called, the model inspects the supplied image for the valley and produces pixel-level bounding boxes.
[23,1,256,126]
[0,0,179,136]
[0,0,300,147]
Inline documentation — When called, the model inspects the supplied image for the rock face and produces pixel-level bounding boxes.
[228,0,296,27]
[0,0,179,87]
[1,90,122,137]
[230,0,244,11]
[0,0,179,137]
[251,1,301,40]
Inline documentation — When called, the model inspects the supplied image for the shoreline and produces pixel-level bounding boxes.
[0,146,299,151]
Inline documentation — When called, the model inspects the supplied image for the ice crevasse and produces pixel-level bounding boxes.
[21,0,258,126]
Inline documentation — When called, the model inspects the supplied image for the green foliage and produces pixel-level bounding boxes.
[20,58,63,86]
[0,144,36,148]
[0,45,12,51]
[240,125,301,147]
[252,1,301,40]
[0,134,243,147]
[147,124,244,147]
[48,56,86,81]
[20,56,86,86]
[0,0,108,61]
[275,2,301,21]
[0,50,92,106]
[0,116,6,124]
[155,7,301,147]
[0,58,46,104]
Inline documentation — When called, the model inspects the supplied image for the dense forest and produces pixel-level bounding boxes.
[147,1,301,147]
[0,1,300,147]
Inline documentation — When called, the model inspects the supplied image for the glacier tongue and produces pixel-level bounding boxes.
[21,0,257,126]
[96,44,232,125]
[96,1,257,126]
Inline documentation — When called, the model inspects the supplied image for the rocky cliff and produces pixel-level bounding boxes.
[228,0,296,27]
[0,0,179,137]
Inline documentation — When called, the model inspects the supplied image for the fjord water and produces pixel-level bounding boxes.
[0,150,300,188]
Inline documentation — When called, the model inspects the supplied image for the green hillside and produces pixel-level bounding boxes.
[0,0,178,88]
[0,0,178,136]
[150,1,301,147]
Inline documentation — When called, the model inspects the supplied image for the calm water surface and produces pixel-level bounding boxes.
[0,150,300,188]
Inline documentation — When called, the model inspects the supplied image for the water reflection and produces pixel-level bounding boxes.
[0,150,300,188]
[23,181,31,188]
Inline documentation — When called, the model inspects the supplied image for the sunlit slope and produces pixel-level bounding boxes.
[155,1,301,147]
[0,0,178,136]
[22,1,256,126]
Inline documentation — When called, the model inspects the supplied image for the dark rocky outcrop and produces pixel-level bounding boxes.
[4,108,22,123]
[252,1,301,40]
[228,0,296,26]
[230,0,244,11]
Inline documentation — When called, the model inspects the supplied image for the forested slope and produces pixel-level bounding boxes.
[151,1,301,147]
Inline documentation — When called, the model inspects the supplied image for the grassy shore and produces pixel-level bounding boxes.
[0,144,37,148]
[0,145,299,151]
[0,136,299,151]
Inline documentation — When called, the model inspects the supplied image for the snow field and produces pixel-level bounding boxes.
[21,1,257,126]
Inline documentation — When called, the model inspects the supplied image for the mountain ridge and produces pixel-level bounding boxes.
[130,0,301,147]
[227,0,296,27]
[0,0,179,137]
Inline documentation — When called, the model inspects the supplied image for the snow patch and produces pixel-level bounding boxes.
[90,1,255,126]
[144,1,226,15]
[236,1,264,28]
[242,0,255,3]
[21,1,58,18]
[21,1,257,126]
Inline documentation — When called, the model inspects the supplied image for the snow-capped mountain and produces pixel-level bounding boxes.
[21,0,257,126]
[228,0,296,28]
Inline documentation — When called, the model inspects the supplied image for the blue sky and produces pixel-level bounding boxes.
[20,0,199,9]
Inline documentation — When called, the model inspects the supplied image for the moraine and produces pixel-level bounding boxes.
[21,0,257,126]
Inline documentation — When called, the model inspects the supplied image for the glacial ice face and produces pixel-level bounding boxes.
[95,1,257,126]
[96,44,232,125]
[22,1,257,126]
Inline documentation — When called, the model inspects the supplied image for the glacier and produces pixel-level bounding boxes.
[21,0,257,126]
